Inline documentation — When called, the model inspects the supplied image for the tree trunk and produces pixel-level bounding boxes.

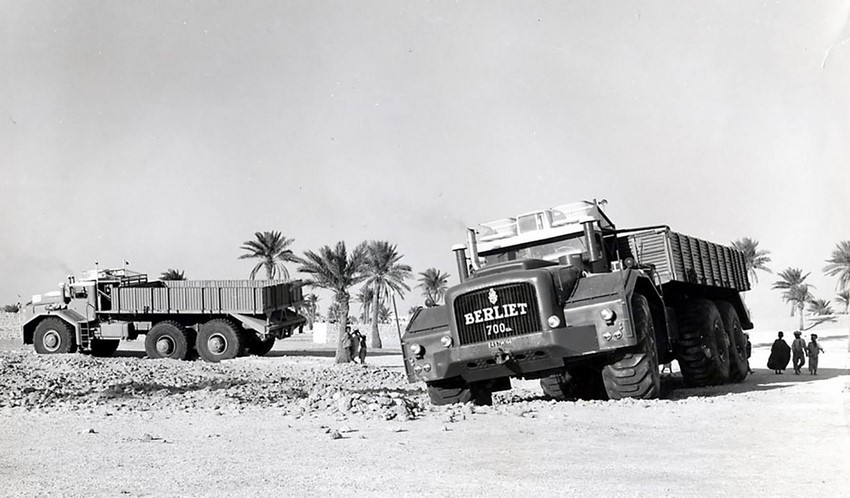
[334,293,352,363]
[798,304,805,331]
[370,288,383,349]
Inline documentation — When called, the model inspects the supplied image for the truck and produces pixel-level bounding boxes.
[401,200,752,405]
[22,267,306,362]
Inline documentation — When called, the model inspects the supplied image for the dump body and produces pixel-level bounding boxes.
[619,228,749,291]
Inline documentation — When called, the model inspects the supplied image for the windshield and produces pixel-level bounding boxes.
[482,236,587,265]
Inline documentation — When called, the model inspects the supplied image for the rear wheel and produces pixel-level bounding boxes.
[540,372,577,401]
[601,293,661,399]
[426,377,492,406]
[196,319,242,362]
[247,335,276,356]
[716,300,748,383]
[33,317,77,354]
[676,299,730,386]
[89,339,120,357]
[145,321,191,360]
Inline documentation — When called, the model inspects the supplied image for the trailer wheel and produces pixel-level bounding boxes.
[540,372,578,401]
[716,300,748,383]
[145,321,191,360]
[676,299,730,386]
[426,377,492,406]
[197,319,242,362]
[601,293,661,400]
[33,317,77,354]
[89,339,120,357]
[248,335,276,357]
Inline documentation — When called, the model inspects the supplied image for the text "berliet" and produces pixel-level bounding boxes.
[464,303,529,325]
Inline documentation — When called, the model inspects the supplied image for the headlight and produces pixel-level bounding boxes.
[409,343,424,357]
[440,335,453,348]
[547,315,561,328]
[600,308,616,324]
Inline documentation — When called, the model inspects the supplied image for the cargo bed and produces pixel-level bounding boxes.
[110,280,303,315]
[618,228,750,291]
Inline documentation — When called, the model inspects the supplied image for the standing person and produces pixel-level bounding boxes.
[357,330,367,365]
[745,333,754,374]
[349,328,361,363]
[341,325,354,363]
[767,331,791,374]
[790,331,807,375]
[807,334,824,375]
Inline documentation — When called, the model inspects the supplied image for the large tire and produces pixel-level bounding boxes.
[716,300,748,383]
[145,321,191,360]
[426,377,492,406]
[247,335,276,357]
[89,339,120,357]
[33,317,77,354]
[602,293,662,399]
[676,300,730,386]
[196,319,243,363]
[540,372,577,401]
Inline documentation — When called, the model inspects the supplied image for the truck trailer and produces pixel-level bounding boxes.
[22,268,306,362]
[401,200,752,405]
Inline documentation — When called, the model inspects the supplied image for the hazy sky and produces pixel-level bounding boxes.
[2,1,849,327]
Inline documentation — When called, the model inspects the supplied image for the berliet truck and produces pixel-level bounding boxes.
[402,200,753,405]
[22,268,306,362]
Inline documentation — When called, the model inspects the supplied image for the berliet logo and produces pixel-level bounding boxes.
[462,288,529,327]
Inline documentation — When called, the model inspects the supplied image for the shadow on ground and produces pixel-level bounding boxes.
[665,367,849,400]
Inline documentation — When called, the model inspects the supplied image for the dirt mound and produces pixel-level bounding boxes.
[0,351,429,420]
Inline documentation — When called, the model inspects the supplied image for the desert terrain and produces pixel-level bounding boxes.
[1,312,848,497]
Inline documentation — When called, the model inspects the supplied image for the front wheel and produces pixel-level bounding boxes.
[426,377,492,406]
[601,293,662,400]
[33,317,77,354]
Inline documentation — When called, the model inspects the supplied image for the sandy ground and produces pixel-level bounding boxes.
[1,313,848,497]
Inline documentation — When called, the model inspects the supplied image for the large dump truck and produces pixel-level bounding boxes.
[22,268,306,362]
[401,201,752,405]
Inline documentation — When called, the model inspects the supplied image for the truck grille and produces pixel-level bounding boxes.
[452,283,541,346]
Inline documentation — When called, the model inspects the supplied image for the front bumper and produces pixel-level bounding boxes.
[408,324,607,383]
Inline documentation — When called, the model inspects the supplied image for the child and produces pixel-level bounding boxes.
[807,334,824,375]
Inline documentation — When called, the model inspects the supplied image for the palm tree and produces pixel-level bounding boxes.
[295,241,367,363]
[823,240,850,350]
[303,293,319,330]
[772,268,813,316]
[362,241,412,349]
[731,237,772,284]
[824,241,850,291]
[836,290,850,314]
[356,286,375,324]
[378,303,392,324]
[782,284,814,330]
[804,298,836,330]
[160,269,186,280]
[417,268,451,305]
[238,231,297,280]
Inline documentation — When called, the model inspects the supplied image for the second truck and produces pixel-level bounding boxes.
[22,268,306,362]
[402,200,752,404]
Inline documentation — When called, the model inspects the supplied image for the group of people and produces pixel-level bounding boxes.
[767,330,825,375]
[341,326,368,364]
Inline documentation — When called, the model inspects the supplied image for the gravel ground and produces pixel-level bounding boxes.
[2,312,849,496]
